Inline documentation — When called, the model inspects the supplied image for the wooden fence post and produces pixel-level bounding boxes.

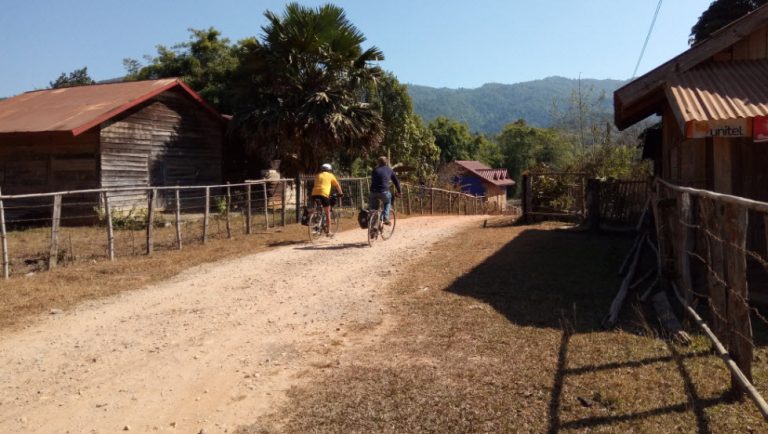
[295,178,302,224]
[203,187,210,244]
[263,182,269,230]
[49,194,62,270]
[0,188,9,279]
[722,202,752,394]
[146,189,155,255]
[175,188,182,250]
[431,189,435,215]
[405,185,412,215]
[586,178,601,232]
[281,180,287,227]
[246,183,252,235]
[358,179,365,211]
[699,197,728,343]
[676,191,694,304]
[521,173,532,223]
[226,183,232,239]
[103,192,114,261]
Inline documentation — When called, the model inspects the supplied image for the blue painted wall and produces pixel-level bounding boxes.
[454,174,485,196]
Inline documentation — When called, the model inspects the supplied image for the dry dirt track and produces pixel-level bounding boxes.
[0,215,484,434]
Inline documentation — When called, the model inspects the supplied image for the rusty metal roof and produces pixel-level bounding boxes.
[0,78,223,136]
[666,60,768,124]
[454,160,516,187]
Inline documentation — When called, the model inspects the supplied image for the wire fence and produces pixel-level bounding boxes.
[0,178,487,279]
[649,177,768,418]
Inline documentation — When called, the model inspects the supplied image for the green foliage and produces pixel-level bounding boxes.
[230,3,384,176]
[408,77,625,134]
[428,117,478,164]
[124,28,239,113]
[496,119,570,185]
[95,206,162,230]
[690,0,768,45]
[50,67,95,89]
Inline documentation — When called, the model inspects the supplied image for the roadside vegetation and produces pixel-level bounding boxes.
[239,219,767,433]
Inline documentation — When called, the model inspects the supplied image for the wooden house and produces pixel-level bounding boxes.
[440,160,514,211]
[0,78,225,209]
[615,5,768,200]
[615,5,768,302]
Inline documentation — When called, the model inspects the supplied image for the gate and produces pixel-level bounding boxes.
[521,172,586,222]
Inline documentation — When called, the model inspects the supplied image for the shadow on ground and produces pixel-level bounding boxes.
[445,225,751,433]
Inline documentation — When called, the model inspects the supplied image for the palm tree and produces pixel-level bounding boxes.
[232,3,385,176]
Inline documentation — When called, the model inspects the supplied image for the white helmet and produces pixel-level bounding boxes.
[321,163,332,171]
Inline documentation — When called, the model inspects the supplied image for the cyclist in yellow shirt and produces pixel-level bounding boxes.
[310,163,344,235]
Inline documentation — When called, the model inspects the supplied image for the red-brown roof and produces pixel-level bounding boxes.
[666,60,768,124]
[454,160,516,187]
[0,78,223,136]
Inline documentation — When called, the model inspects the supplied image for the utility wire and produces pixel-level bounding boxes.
[632,0,664,79]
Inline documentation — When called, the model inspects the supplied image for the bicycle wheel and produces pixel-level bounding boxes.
[329,208,341,237]
[307,209,324,243]
[367,210,380,247]
[380,209,396,240]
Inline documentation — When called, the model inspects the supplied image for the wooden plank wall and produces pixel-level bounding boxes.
[100,88,224,209]
[713,24,768,61]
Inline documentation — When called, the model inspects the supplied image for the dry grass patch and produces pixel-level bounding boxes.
[239,220,768,434]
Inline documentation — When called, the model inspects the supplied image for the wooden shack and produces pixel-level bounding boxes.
[440,160,514,211]
[615,5,768,302]
[615,5,768,199]
[0,78,225,209]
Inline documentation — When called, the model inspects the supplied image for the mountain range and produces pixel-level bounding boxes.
[406,76,626,134]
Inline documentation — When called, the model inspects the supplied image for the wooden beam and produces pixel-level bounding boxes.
[246,184,252,235]
[175,188,182,250]
[203,186,210,244]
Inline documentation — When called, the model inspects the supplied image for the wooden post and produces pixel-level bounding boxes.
[281,180,287,227]
[0,188,9,279]
[246,184,252,235]
[226,183,232,239]
[262,182,269,230]
[419,191,424,215]
[431,189,435,215]
[358,179,365,210]
[522,173,532,224]
[203,187,210,244]
[586,178,601,232]
[405,185,412,215]
[146,189,155,255]
[103,192,114,261]
[175,188,182,250]
[699,197,727,343]
[295,178,302,224]
[676,192,694,304]
[449,192,453,215]
[49,194,62,270]
[722,202,752,394]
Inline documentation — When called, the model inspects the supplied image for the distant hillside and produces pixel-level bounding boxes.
[407,76,626,134]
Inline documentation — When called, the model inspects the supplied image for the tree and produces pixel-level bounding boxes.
[496,119,569,184]
[428,117,478,164]
[690,0,768,45]
[231,3,385,176]
[365,72,440,182]
[124,28,239,112]
[50,67,95,89]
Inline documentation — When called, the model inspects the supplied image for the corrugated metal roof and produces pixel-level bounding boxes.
[0,78,223,136]
[454,160,515,187]
[667,60,768,123]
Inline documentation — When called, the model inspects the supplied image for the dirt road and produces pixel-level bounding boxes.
[0,216,483,434]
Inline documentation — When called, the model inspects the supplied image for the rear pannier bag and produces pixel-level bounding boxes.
[357,208,370,229]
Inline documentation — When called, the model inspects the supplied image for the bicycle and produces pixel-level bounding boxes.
[367,194,397,246]
[307,193,342,243]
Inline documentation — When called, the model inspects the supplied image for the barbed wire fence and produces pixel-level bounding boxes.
[648,177,768,418]
[0,178,488,279]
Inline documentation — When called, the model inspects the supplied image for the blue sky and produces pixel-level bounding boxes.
[0,0,711,97]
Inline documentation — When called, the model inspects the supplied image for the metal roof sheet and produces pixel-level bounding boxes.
[454,160,515,187]
[667,60,768,123]
[0,78,222,136]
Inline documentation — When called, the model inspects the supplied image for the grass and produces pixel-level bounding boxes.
[238,218,768,434]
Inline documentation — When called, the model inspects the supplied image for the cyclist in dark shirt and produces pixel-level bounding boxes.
[369,156,401,224]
